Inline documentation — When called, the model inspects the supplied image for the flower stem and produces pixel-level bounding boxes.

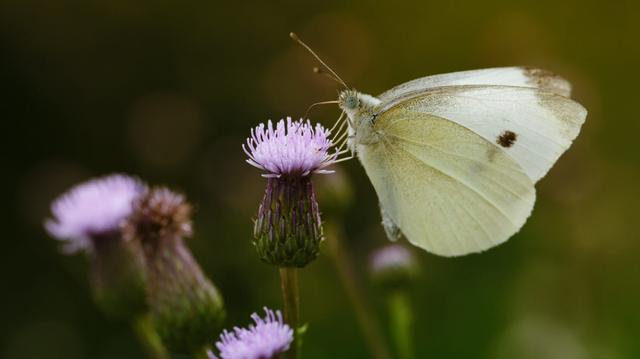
[325,222,392,359]
[387,290,414,359]
[133,314,169,359]
[280,267,300,359]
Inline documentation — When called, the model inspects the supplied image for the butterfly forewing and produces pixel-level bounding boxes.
[376,85,587,183]
[377,67,572,103]
[358,108,536,256]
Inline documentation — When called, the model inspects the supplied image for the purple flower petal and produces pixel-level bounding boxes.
[45,174,146,253]
[370,244,414,273]
[215,307,294,359]
[243,118,338,177]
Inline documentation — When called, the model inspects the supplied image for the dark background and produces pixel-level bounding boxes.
[2,0,639,358]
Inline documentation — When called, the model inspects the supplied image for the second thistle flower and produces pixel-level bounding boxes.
[244,118,339,268]
[45,174,148,319]
[124,187,225,354]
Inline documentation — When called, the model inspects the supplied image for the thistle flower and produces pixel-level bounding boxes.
[211,307,294,359]
[370,244,418,291]
[124,187,224,354]
[45,174,146,253]
[243,118,337,178]
[44,174,147,318]
[244,118,340,267]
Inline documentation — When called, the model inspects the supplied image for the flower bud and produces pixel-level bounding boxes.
[124,187,225,354]
[254,176,323,267]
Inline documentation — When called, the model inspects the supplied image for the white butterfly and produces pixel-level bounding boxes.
[292,34,587,257]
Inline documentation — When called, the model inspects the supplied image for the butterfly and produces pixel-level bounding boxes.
[291,33,587,257]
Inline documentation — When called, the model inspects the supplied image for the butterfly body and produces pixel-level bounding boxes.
[339,90,381,148]
[334,67,586,257]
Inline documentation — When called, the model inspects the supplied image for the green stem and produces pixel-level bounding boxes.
[326,222,392,359]
[387,291,414,359]
[280,267,300,359]
[133,314,169,359]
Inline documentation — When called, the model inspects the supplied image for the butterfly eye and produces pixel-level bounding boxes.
[345,95,359,109]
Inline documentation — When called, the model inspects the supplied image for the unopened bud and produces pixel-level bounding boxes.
[124,187,225,354]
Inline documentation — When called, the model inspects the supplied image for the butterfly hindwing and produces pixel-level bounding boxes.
[357,107,536,256]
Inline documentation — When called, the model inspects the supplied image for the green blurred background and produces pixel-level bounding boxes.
[2,0,639,358]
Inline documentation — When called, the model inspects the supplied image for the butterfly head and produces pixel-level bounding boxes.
[338,90,360,112]
[337,90,383,148]
[339,90,381,118]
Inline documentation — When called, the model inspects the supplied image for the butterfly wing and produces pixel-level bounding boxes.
[358,106,536,256]
[377,86,586,183]
[378,67,572,103]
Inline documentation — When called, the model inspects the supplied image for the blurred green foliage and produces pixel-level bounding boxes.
[2,0,639,358]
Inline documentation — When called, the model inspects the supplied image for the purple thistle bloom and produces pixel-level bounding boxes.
[45,174,146,253]
[45,174,148,318]
[370,244,418,289]
[370,244,414,273]
[213,307,293,359]
[243,117,338,178]
[244,117,342,267]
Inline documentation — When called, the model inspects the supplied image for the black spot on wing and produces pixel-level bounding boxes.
[497,130,517,148]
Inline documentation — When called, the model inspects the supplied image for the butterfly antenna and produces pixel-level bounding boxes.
[304,100,339,119]
[313,67,345,86]
[290,32,349,88]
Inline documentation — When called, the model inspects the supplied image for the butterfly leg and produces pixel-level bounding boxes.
[380,206,402,242]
